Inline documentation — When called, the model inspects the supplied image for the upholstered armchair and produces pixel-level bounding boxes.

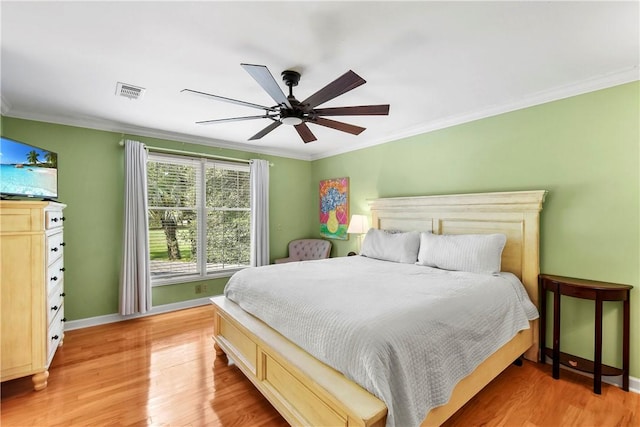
[275,239,332,264]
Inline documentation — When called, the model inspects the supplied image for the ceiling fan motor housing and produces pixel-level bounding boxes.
[280,103,304,125]
[281,70,301,87]
[280,73,305,125]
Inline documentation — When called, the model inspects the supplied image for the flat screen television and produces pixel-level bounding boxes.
[0,136,58,200]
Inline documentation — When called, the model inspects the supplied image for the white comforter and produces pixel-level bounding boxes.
[224,256,538,427]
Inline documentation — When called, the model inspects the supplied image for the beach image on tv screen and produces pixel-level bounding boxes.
[0,137,57,197]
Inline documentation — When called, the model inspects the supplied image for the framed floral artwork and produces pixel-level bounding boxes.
[319,177,349,240]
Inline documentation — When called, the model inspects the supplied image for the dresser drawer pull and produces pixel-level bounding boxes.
[60,292,66,297]
[60,267,66,272]
[60,242,66,247]
[52,218,59,223]
[52,335,59,340]
[62,317,67,322]
[51,305,58,311]
[51,276,58,281]
[61,216,66,221]
[51,247,58,252]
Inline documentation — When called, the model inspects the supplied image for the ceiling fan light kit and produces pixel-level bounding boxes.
[281,116,303,126]
[183,64,390,143]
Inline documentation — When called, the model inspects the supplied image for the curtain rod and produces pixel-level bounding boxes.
[118,140,273,165]
[146,145,252,164]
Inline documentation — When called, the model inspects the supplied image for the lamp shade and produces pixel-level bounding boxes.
[347,214,370,234]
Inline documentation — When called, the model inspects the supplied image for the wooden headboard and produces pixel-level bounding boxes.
[368,190,547,308]
[369,190,547,362]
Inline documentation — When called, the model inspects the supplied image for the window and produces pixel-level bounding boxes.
[147,153,250,285]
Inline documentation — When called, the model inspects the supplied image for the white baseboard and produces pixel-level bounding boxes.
[64,297,213,331]
[541,356,639,394]
[602,371,640,394]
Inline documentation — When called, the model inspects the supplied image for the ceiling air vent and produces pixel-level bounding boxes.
[115,82,145,100]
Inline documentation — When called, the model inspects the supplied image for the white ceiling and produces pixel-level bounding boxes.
[1,1,638,161]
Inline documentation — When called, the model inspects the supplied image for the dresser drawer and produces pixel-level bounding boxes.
[48,281,64,327]
[46,231,64,264]
[47,304,64,367]
[47,257,65,295]
[45,210,65,230]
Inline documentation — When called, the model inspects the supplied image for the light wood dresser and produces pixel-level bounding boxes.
[0,200,66,390]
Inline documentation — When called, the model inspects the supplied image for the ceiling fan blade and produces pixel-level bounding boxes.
[181,89,274,111]
[249,121,282,140]
[311,117,366,136]
[314,105,390,116]
[196,115,272,125]
[241,63,292,109]
[294,123,317,143]
[302,70,366,109]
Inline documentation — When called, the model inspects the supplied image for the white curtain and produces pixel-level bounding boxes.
[250,159,270,267]
[119,140,152,315]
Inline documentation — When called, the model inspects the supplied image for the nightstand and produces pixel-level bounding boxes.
[539,274,633,394]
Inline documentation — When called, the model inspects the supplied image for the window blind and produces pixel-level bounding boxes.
[146,153,250,284]
[205,164,251,273]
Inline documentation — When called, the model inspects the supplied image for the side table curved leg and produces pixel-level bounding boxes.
[552,288,561,379]
[594,297,603,394]
[623,295,630,391]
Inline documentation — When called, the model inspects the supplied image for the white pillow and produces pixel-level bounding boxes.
[416,232,507,274]
[360,229,420,264]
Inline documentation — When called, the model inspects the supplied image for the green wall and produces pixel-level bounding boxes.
[312,81,639,377]
[0,117,314,319]
[2,81,638,378]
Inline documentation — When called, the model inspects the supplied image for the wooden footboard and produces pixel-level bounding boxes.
[211,296,534,427]
[211,296,387,427]
[422,324,533,426]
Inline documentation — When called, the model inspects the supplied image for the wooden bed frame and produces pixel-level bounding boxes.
[210,190,547,427]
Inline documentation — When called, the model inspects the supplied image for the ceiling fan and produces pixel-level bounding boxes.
[182,64,390,143]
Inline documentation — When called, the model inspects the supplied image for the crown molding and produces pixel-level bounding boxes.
[1,109,314,161]
[3,66,637,163]
[310,66,640,161]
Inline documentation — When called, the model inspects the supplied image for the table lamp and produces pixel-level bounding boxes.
[347,214,370,254]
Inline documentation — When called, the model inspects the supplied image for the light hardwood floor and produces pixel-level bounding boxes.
[1,305,638,426]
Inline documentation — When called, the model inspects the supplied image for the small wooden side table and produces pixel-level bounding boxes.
[538,274,632,394]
